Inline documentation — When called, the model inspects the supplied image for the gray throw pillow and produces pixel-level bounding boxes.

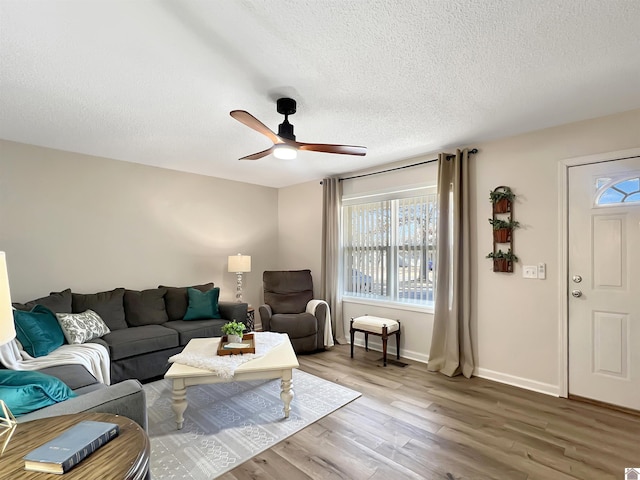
[12,288,73,314]
[72,288,127,331]
[124,288,168,326]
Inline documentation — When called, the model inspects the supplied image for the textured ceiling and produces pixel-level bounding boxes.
[1,1,639,188]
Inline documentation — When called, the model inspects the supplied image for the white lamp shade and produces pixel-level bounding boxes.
[228,254,251,273]
[0,252,16,345]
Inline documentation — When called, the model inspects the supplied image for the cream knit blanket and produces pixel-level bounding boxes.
[0,339,111,385]
[306,300,334,348]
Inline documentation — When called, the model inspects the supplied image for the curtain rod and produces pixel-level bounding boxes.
[320,148,477,184]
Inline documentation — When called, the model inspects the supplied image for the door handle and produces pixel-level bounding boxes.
[571,290,582,298]
[572,275,582,283]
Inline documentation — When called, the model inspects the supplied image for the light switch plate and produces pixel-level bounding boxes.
[523,265,538,279]
[538,263,546,280]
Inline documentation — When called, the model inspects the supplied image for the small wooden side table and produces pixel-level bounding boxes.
[2,412,149,480]
[246,306,255,331]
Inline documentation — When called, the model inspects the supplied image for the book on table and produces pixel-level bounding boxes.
[23,420,120,474]
[224,342,252,349]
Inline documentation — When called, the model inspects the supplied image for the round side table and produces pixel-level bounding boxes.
[2,412,149,480]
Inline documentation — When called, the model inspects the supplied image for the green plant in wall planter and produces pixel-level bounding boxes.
[489,186,515,213]
[488,218,521,243]
[486,249,519,272]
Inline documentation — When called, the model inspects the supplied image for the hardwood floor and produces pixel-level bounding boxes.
[221,345,640,480]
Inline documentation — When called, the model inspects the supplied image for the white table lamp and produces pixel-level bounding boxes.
[228,254,251,303]
[0,252,17,455]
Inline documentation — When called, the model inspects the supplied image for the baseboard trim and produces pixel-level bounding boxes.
[350,339,430,364]
[474,367,560,397]
[349,341,560,397]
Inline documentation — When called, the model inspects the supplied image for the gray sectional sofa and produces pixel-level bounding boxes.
[11,283,248,383]
[2,282,244,480]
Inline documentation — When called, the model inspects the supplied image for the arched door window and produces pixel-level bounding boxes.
[595,176,640,205]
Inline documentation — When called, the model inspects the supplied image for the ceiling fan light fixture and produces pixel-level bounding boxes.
[273,144,297,160]
[230,98,367,161]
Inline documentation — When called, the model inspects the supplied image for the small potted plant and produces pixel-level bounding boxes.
[486,249,518,272]
[488,218,520,243]
[489,187,515,213]
[222,320,246,343]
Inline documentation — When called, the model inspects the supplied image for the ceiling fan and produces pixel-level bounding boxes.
[230,97,367,160]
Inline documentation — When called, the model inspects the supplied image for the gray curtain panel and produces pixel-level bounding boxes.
[427,149,474,378]
[321,177,346,344]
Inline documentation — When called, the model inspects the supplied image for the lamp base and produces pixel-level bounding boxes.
[235,272,244,303]
[0,400,17,455]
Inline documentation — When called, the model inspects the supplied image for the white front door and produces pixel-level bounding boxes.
[568,156,640,410]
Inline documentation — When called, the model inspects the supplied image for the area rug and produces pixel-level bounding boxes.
[144,369,361,479]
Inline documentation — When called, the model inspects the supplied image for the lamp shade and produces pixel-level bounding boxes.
[0,252,16,345]
[228,254,251,273]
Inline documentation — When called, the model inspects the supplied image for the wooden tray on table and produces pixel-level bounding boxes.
[217,333,256,355]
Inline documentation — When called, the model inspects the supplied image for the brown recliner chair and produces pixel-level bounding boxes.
[259,270,327,353]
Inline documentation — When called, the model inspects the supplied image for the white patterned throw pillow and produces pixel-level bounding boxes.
[55,309,111,344]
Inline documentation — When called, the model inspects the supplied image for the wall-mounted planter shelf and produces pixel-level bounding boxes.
[487,186,518,273]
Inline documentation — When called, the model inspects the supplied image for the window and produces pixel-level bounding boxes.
[342,189,437,307]
[596,176,640,205]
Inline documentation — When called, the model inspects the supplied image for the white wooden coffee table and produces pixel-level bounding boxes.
[164,335,299,429]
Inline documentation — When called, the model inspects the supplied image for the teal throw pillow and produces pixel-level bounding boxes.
[0,370,77,417]
[183,287,221,320]
[13,305,66,357]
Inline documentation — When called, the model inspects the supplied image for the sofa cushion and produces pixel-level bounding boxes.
[72,288,127,331]
[55,310,111,344]
[183,287,221,320]
[12,288,72,314]
[0,369,77,416]
[100,325,179,361]
[124,288,168,326]
[35,364,99,391]
[164,319,227,345]
[13,305,66,357]
[218,301,248,324]
[160,283,214,321]
[270,313,318,338]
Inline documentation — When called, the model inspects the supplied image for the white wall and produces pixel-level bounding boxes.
[471,108,640,394]
[0,140,278,310]
[276,180,323,297]
[277,108,640,395]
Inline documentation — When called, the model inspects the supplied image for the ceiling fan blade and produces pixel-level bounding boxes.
[239,146,274,161]
[230,110,279,144]
[295,142,367,156]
